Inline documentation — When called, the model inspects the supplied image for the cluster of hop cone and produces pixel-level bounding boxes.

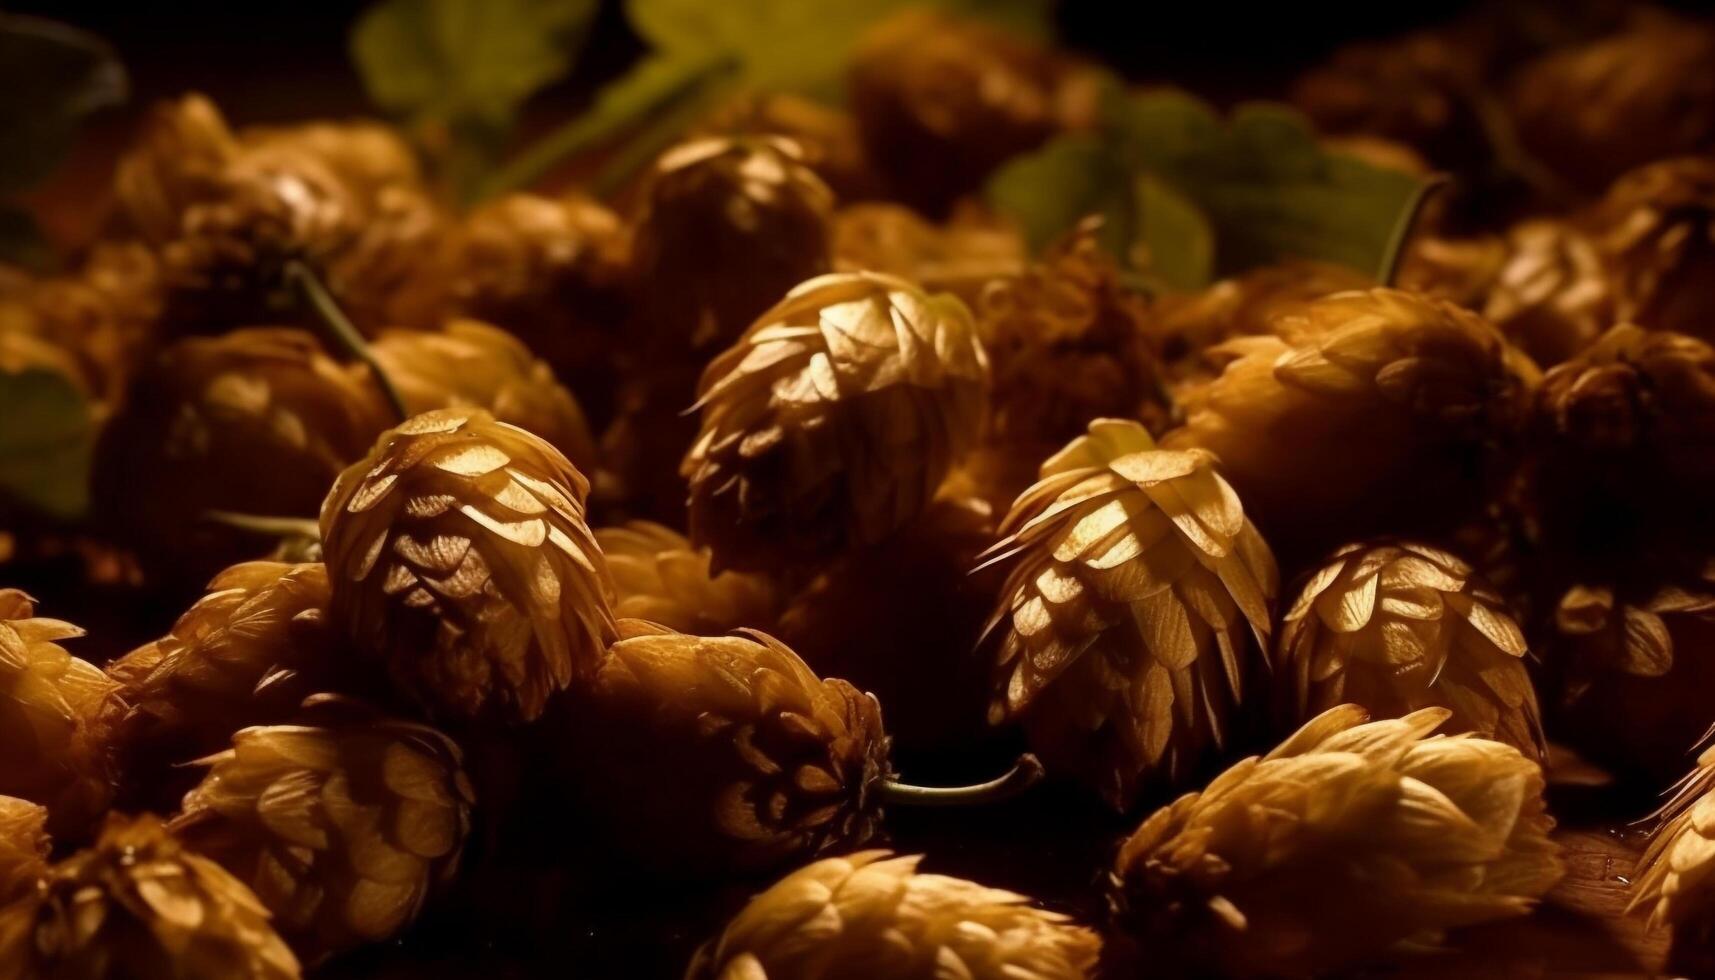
[3,3,1715,977]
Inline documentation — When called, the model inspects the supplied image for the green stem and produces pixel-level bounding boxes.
[286,261,407,422]
[590,76,737,198]
[1378,174,1450,288]
[203,510,323,541]
[476,56,735,201]
[878,754,1045,807]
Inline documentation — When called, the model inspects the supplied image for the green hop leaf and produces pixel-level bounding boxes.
[0,361,94,521]
[0,14,127,196]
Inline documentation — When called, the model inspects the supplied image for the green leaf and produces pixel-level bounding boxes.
[1132,173,1213,291]
[986,136,1134,256]
[351,0,597,129]
[0,366,94,521]
[0,14,126,195]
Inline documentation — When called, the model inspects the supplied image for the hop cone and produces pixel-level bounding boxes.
[1108,705,1562,978]
[9,242,164,402]
[1632,744,1715,944]
[1276,541,1543,759]
[370,319,598,471]
[1291,31,1487,168]
[322,185,446,337]
[564,624,888,877]
[980,418,1278,809]
[0,590,119,841]
[1483,219,1613,366]
[848,9,1089,214]
[114,94,241,246]
[92,328,391,587]
[697,92,883,202]
[686,851,1101,980]
[1590,155,1715,339]
[170,712,474,964]
[831,202,1025,310]
[0,814,299,980]
[0,797,47,905]
[632,136,834,356]
[595,521,780,635]
[1507,13,1715,191]
[683,272,988,574]
[319,408,616,724]
[1545,564,1715,787]
[239,120,424,205]
[107,561,358,806]
[978,220,1171,449]
[1164,287,1539,562]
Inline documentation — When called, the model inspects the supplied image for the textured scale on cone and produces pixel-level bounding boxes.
[1149,259,1373,380]
[1632,745,1715,932]
[1108,705,1562,978]
[107,562,360,805]
[369,319,598,471]
[1589,156,1715,341]
[0,590,119,842]
[170,711,474,964]
[1164,287,1540,561]
[0,813,300,980]
[1275,541,1544,759]
[564,624,888,877]
[319,408,616,725]
[979,418,1278,810]
[0,797,48,905]
[595,521,780,635]
[682,271,989,575]
[686,850,1100,980]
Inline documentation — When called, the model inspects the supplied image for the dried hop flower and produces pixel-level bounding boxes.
[0,590,119,841]
[1632,744,1715,938]
[1148,259,1373,378]
[1589,155,1715,340]
[319,408,616,724]
[831,203,1026,311]
[92,328,391,587]
[0,797,48,905]
[1108,705,1562,978]
[697,91,884,202]
[980,419,1278,809]
[114,94,242,247]
[594,521,780,635]
[686,851,1101,980]
[170,711,474,964]
[1275,541,1543,759]
[683,272,988,574]
[563,624,888,877]
[978,219,1171,449]
[1479,219,1613,367]
[0,813,299,980]
[1164,288,1540,562]
[632,136,834,355]
[370,318,598,471]
[107,562,357,808]
[239,119,425,206]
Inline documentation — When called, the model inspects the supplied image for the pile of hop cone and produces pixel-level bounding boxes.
[3,2,1715,976]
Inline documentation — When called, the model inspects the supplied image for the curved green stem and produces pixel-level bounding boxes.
[286,261,407,422]
[879,754,1045,807]
[1378,174,1450,288]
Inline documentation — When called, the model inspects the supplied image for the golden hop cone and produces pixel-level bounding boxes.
[848,9,1093,215]
[1291,31,1488,168]
[0,797,48,905]
[0,590,119,842]
[169,711,474,964]
[1275,541,1543,759]
[1147,259,1373,381]
[981,418,1278,809]
[107,562,359,807]
[389,191,628,418]
[632,136,834,356]
[322,185,447,337]
[0,813,299,980]
[685,851,1101,980]
[238,119,425,206]
[13,241,165,402]
[683,272,988,574]
[1164,287,1540,563]
[92,328,391,588]
[370,318,598,471]
[1481,220,1612,367]
[594,520,780,635]
[1631,744,1715,969]
[1589,155,1715,339]
[831,202,1026,311]
[1108,705,1562,978]
[1545,565,1715,787]
[696,91,884,202]
[319,408,616,724]
[777,497,998,753]
[1507,12,1715,192]
[1397,234,1509,311]
[564,625,888,877]
[978,219,1172,449]
[114,93,241,247]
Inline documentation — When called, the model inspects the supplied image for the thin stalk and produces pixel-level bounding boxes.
[286,261,407,422]
[1378,174,1450,287]
[476,56,734,201]
[879,754,1045,807]
[203,511,323,541]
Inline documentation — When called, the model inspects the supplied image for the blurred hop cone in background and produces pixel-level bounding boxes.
[595,521,780,636]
